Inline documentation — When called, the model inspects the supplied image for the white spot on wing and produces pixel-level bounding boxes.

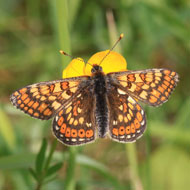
[113,120,117,125]
[127,135,131,139]
[86,123,92,127]
[119,105,123,110]
[141,120,145,125]
[128,96,136,104]
[31,84,37,88]
[117,88,126,95]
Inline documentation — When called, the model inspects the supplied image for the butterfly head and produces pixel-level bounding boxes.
[91,64,103,74]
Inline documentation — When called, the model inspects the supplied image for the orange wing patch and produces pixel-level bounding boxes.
[10,78,87,120]
[10,61,179,146]
[52,89,96,146]
[109,68,179,106]
[108,87,146,143]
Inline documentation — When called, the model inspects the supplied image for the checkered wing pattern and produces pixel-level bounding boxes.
[109,69,179,106]
[52,86,96,146]
[107,86,146,142]
[10,77,89,120]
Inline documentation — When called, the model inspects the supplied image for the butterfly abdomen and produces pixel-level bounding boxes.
[93,72,109,138]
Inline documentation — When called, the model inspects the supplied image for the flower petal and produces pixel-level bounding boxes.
[85,50,127,75]
[62,58,86,78]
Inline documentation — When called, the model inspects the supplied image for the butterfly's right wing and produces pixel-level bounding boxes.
[107,84,146,143]
[108,69,179,106]
[10,76,90,120]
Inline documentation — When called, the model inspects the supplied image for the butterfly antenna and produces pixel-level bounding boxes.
[59,50,93,67]
[99,33,124,66]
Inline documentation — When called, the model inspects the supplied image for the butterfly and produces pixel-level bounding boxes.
[10,60,179,146]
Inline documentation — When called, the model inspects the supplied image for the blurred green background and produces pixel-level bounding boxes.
[0,0,190,190]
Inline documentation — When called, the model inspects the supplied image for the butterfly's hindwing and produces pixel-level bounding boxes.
[107,85,146,142]
[52,84,96,146]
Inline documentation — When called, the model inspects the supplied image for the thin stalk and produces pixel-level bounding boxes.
[44,139,58,171]
[106,9,142,190]
[35,139,58,190]
[144,129,151,190]
[125,144,143,190]
[106,10,121,53]
[144,108,151,190]
[55,1,76,190]
[56,0,71,69]
[64,147,77,190]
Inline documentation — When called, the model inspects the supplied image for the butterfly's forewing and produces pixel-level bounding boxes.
[52,85,96,146]
[108,69,179,106]
[10,77,89,120]
[107,85,146,142]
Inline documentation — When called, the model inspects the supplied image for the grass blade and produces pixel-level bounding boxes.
[29,168,38,181]
[45,162,62,178]
[35,138,47,175]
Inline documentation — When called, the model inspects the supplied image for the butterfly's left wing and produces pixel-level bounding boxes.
[108,68,179,106]
[52,85,96,146]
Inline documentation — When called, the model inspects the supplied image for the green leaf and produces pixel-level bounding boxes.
[44,175,58,185]
[35,138,47,175]
[76,154,124,190]
[29,168,38,181]
[44,139,58,171]
[45,162,62,178]
[76,154,108,174]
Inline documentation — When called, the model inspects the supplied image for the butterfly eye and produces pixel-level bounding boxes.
[99,66,103,71]
[91,65,102,73]
[91,68,96,73]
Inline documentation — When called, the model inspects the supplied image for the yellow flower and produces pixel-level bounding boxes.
[85,50,127,75]
[62,50,127,78]
[62,58,85,78]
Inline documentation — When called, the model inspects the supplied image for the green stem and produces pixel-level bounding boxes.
[56,0,71,69]
[125,144,141,190]
[144,109,151,190]
[35,139,58,190]
[35,183,42,190]
[106,9,121,53]
[44,139,58,171]
[64,147,77,190]
[106,10,142,190]
[54,1,76,190]
[144,131,151,190]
